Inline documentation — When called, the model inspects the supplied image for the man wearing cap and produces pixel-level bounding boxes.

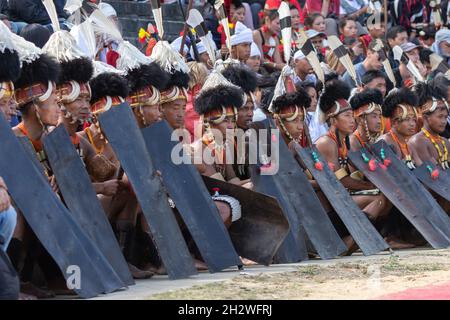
[190,41,214,69]
[231,21,253,63]
[246,42,261,72]
[292,50,317,85]
[398,42,428,84]
[342,40,383,88]
[306,29,326,62]
[432,29,450,63]
[171,36,190,58]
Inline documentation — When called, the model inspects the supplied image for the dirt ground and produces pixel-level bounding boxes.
[149,249,450,300]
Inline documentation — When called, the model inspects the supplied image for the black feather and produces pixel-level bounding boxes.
[382,88,419,118]
[126,62,170,92]
[319,80,351,113]
[194,85,244,115]
[221,65,257,94]
[59,57,93,84]
[350,88,384,111]
[414,81,447,106]
[0,49,21,83]
[14,54,60,89]
[164,70,190,90]
[272,88,311,113]
[89,72,129,103]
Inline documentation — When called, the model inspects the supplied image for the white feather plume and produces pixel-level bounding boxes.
[328,35,358,85]
[42,0,61,33]
[116,41,153,72]
[214,0,231,51]
[150,0,164,39]
[42,30,86,62]
[150,40,189,74]
[278,1,292,64]
[187,9,216,64]
[89,9,123,43]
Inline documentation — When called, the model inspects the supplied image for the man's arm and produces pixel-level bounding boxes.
[0,177,11,212]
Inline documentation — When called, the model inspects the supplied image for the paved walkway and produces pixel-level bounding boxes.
[91,250,398,300]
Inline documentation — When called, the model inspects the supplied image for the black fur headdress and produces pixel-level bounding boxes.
[0,49,21,83]
[194,85,244,115]
[89,72,130,103]
[14,53,60,90]
[221,65,257,94]
[319,80,351,113]
[350,88,384,111]
[382,88,419,118]
[126,62,170,93]
[59,57,94,85]
[272,88,311,113]
[414,81,446,106]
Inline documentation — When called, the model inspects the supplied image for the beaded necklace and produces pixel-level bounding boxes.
[390,130,415,169]
[422,128,449,169]
[327,130,348,168]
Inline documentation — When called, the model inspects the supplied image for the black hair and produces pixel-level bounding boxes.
[304,13,323,28]
[338,17,356,32]
[386,25,407,41]
[419,48,433,65]
[361,70,387,85]
[20,24,51,49]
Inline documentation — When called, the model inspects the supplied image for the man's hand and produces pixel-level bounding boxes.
[99,179,125,196]
[48,175,59,193]
[0,185,11,212]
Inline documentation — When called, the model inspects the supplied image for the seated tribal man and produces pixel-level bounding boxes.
[380,88,421,170]
[315,80,392,250]
[270,87,337,226]
[349,89,384,151]
[192,71,251,227]
[88,71,154,279]
[221,64,258,180]
[150,41,190,131]
[126,62,169,129]
[10,44,61,299]
[409,81,450,170]
[0,36,18,284]
[409,81,450,213]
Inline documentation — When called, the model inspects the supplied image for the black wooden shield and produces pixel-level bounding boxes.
[0,115,125,298]
[0,248,19,300]
[17,136,47,177]
[249,165,308,264]
[295,145,389,255]
[414,162,450,202]
[348,141,450,248]
[98,103,197,279]
[142,120,241,272]
[43,125,134,286]
[201,175,290,265]
[252,120,347,259]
